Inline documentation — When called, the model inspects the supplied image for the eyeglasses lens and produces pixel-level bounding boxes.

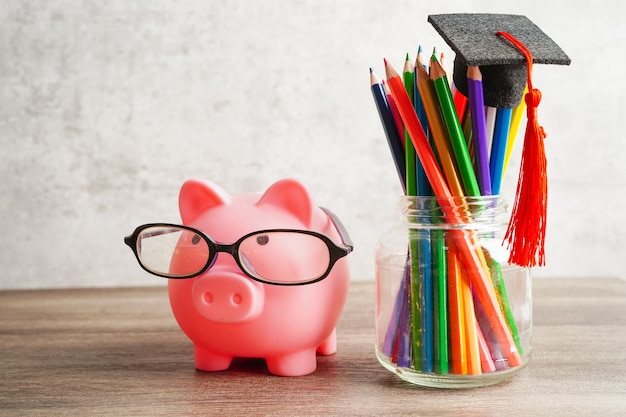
[238,232,330,284]
[137,226,209,277]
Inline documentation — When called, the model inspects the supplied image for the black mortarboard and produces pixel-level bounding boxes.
[428,13,571,108]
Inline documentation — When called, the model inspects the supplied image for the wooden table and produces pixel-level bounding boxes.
[1,279,625,416]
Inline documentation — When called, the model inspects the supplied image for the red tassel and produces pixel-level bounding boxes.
[496,31,547,267]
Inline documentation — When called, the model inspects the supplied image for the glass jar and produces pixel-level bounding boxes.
[375,195,532,388]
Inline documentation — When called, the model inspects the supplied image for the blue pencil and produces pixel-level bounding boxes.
[419,232,434,372]
[490,108,512,194]
[370,68,407,193]
[414,46,432,196]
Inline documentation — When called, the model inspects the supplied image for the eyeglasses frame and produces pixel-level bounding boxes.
[124,207,353,286]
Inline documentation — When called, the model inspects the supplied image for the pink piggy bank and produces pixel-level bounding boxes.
[125,178,353,376]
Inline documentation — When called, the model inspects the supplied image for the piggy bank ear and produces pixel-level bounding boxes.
[257,178,314,227]
[179,179,231,224]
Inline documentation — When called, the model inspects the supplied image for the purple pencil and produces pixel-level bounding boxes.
[396,263,413,368]
[382,268,406,357]
[466,66,492,196]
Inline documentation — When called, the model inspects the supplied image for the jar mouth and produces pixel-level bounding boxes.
[398,195,508,228]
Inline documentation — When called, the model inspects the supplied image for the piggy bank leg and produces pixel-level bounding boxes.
[266,350,317,376]
[316,328,337,355]
[194,344,233,372]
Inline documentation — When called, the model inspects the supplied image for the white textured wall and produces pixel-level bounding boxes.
[1,0,624,289]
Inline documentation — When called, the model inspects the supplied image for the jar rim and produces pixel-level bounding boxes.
[396,195,508,228]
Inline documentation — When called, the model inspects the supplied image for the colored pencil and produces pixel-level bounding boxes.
[461,268,482,375]
[439,51,451,87]
[485,106,497,155]
[415,59,452,374]
[412,47,435,373]
[432,227,449,374]
[384,59,451,199]
[430,57,481,197]
[474,294,508,370]
[502,84,528,179]
[465,69,517,370]
[402,53,422,371]
[400,53,427,372]
[382,80,406,147]
[414,63,464,197]
[385,59,522,368]
[396,262,413,368]
[462,105,474,162]
[466,66,492,196]
[477,324,497,373]
[413,47,431,197]
[453,86,468,123]
[490,108,512,194]
[484,250,523,354]
[418,232,434,373]
[403,54,417,197]
[382,280,402,357]
[447,244,467,374]
[370,68,407,193]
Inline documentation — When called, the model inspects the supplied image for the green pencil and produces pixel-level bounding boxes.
[430,56,481,197]
[402,53,423,372]
[403,54,417,197]
[432,228,449,374]
[484,251,523,354]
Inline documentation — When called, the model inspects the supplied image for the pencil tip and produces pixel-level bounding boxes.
[383,58,389,66]
[418,44,423,53]
[369,67,373,73]
[405,52,410,61]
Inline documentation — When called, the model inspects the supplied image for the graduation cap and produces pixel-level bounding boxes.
[428,13,571,108]
[427,13,571,268]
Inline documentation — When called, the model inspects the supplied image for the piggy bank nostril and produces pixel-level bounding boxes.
[232,293,242,305]
[204,292,214,304]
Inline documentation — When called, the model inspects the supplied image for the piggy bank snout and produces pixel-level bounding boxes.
[192,271,265,324]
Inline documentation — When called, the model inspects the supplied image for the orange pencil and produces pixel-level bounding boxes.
[414,63,464,198]
[460,270,482,375]
[385,59,522,367]
[447,244,467,374]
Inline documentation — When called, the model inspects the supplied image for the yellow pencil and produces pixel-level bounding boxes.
[502,84,528,179]
[461,271,482,375]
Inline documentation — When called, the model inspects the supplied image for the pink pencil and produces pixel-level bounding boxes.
[477,324,497,372]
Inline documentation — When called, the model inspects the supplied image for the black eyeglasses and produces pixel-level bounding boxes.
[124,207,353,286]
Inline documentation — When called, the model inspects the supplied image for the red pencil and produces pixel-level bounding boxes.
[382,79,405,147]
[383,59,452,200]
[453,87,468,123]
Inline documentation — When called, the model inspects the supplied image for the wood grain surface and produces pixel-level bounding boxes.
[1,279,625,416]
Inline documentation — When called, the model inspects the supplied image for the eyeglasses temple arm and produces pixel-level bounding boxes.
[319,207,354,252]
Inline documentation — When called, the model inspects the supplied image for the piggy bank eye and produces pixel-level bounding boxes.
[256,235,269,245]
[191,235,202,245]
